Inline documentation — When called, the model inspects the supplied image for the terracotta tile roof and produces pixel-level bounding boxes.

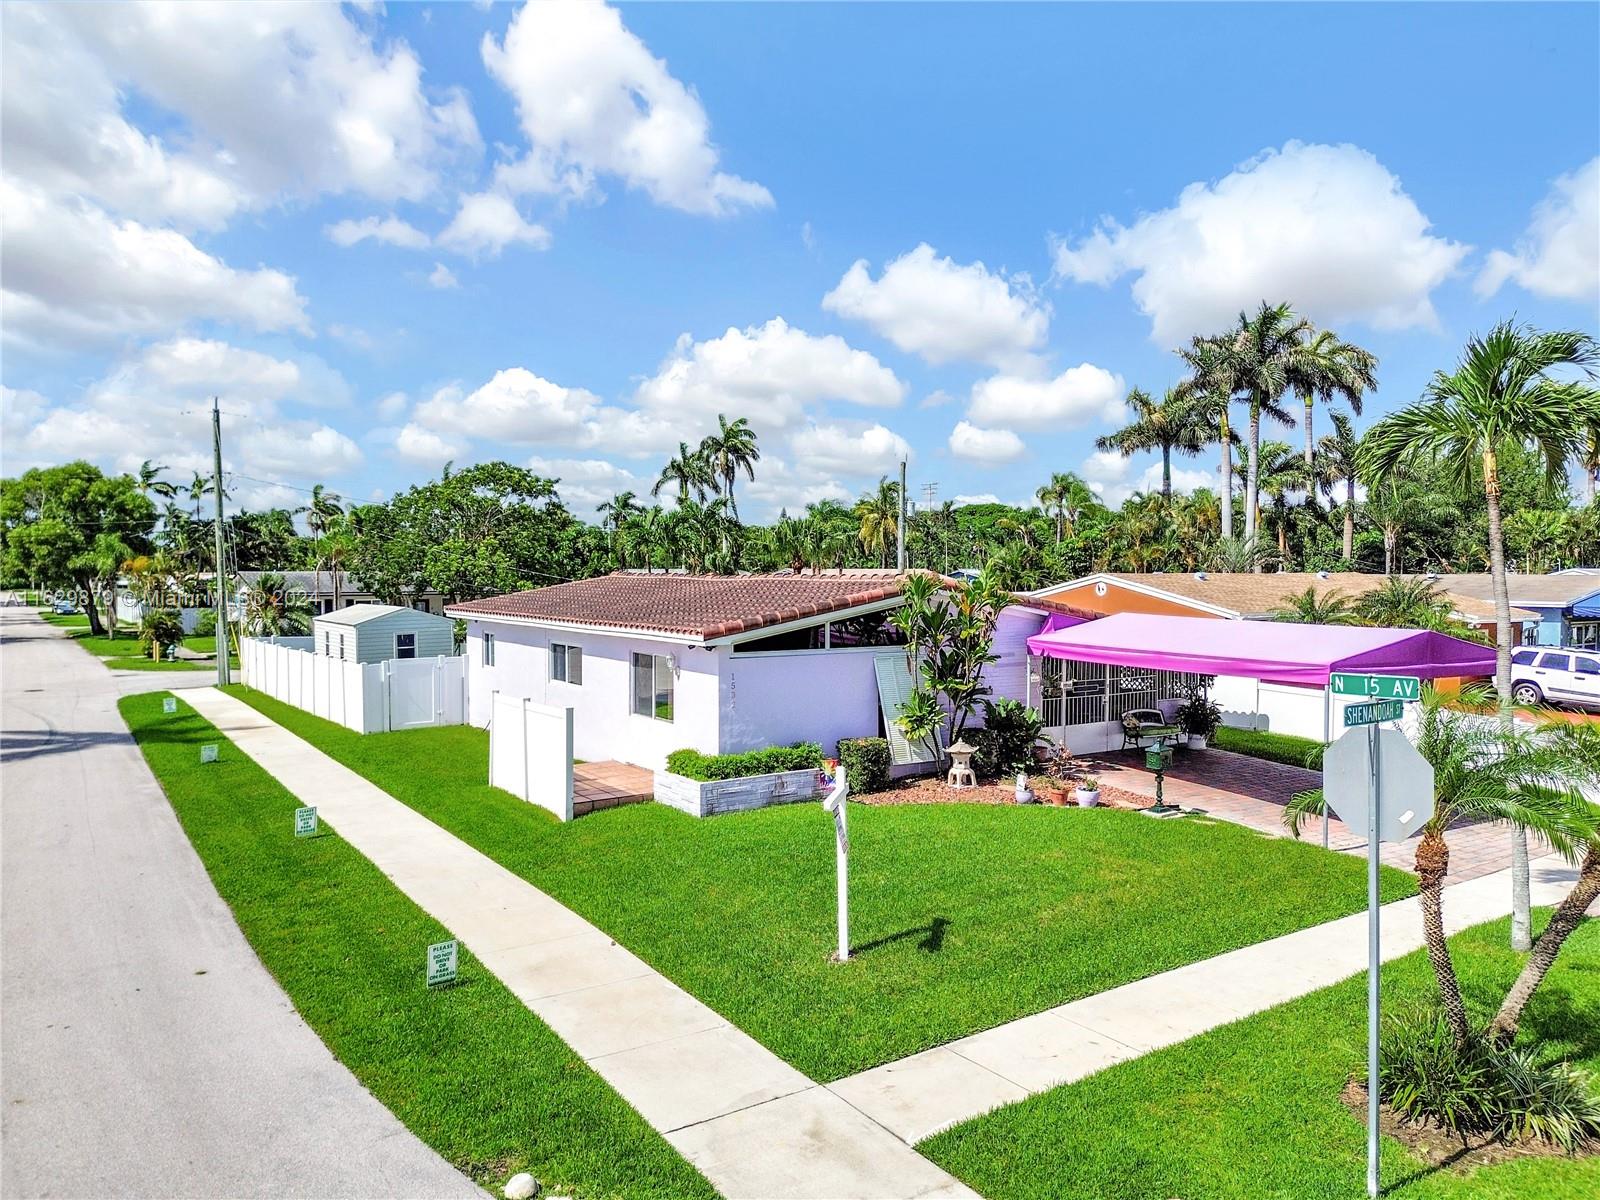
[447,571,1099,641]
[1050,572,1536,624]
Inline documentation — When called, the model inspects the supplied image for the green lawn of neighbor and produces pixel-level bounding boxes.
[119,691,715,1199]
[227,684,1418,1082]
[42,612,233,671]
[922,914,1600,1200]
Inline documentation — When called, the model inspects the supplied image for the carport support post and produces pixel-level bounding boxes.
[1322,686,1332,849]
[1365,720,1381,1199]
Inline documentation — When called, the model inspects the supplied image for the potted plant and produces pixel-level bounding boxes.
[1076,774,1102,807]
[1176,695,1222,751]
[1038,744,1078,806]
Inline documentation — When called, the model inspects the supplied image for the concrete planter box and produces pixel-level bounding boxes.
[653,766,826,818]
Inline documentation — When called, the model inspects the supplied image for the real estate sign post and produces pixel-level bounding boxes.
[822,766,850,962]
[1323,706,1434,1199]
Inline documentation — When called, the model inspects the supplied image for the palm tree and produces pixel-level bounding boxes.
[596,491,642,565]
[1206,534,1277,573]
[136,461,177,502]
[1318,412,1362,562]
[1177,335,1242,538]
[244,571,312,636]
[1272,585,1358,624]
[855,477,901,568]
[654,442,714,504]
[1360,321,1600,951]
[296,484,345,613]
[187,471,212,519]
[697,415,760,522]
[1355,575,1452,629]
[1095,388,1207,502]
[1296,328,1377,470]
[1253,440,1309,561]
[1287,687,1600,1044]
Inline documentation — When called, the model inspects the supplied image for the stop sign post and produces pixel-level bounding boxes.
[1323,717,1434,1199]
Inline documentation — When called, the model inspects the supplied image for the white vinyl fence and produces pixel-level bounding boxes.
[240,636,466,734]
[488,691,574,821]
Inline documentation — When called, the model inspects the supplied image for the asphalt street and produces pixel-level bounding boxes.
[0,607,480,1198]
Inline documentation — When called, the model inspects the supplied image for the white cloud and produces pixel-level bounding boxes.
[742,455,852,517]
[326,215,431,249]
[481,0,771,216]
[376,391,410,420]
[11,1,480,217]
[822,243,1049,369]
[635,318,906,433]
[437,191,551,259]
[1476,157,1599,303]
[392,422,465,466]
[1,180,310,348]
[948,421,1026,464]
[414,370,600,444]
[1080,449,1213,506]
[967,363,1124,429]
[951,493,1001,507]
[1053,141,1469,345]
[792,421,912,478]
[527,455,642,512]
[241,421,362,478]
[427,262,460,290]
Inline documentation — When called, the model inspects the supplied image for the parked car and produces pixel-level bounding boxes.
[51,600,77,615]
[1510,647,1600,711]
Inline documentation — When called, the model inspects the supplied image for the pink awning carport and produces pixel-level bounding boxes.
[1025,612,1496,687]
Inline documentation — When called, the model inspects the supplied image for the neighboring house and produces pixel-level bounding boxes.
[1032,572,1535,645]
[312,603,457,664]
[1427,573,1600,650]
[447,571,1091,772]
[235,570,447,617]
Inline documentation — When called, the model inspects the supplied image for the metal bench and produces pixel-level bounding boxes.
[1120,708,1180,751]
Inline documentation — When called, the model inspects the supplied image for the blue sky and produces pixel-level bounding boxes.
[3,1,1597,521]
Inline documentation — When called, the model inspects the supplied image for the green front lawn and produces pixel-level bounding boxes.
[119,691,714,1199]
[227,685,1417,1082]
[43,614,233,671]
[922,914,1600,1200]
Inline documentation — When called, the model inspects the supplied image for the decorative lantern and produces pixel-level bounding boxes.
[946,738,978,789]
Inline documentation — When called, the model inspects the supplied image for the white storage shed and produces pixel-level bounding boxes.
[313,603,457,665]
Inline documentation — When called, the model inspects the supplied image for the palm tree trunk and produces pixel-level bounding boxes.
[1303,394,1315,470]
[1488,844,1599,1042]
[1161,445,1172,502]
[1244,401,1261,555]
[1219,410,1234,538]
[1483,449,1531,951]
[1344,477,1356,562]
[1416,829,1472,1045]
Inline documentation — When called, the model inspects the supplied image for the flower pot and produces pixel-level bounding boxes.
[1076,787,1101,807]
[1045,785,1068,806]
[1187,734,1207,750]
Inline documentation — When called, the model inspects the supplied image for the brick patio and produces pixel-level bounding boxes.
[573,760,654,817]
[1085,746,1533,885]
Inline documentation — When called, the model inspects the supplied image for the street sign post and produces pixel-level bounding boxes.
[821,765,850,961]
[1330,673,1421,701]
[1323,724,1434,1198]
[426,939,458,988]
[1344,699,1405,727]
[294,806,318,838]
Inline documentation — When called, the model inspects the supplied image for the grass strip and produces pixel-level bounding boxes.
[120,691,716,1200]
[921,914,1600,1200]
[1214,723,1327,769]
[225,684,1417,1082]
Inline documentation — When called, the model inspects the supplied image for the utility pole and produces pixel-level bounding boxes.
[896,459,907,572]
[212,397,231,687]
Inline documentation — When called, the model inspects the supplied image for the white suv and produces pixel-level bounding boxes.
[1510,648,1600,711]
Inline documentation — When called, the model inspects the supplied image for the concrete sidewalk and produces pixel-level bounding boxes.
[829,854,1589,1145]
[181,686,975,1200]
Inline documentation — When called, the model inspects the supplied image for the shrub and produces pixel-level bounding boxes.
[194,608,218,637]
[1212,725,1325,770]
[970,698,1044,777]
[836,737,890,794]
[666,743,824,782]
[1175,695,1222,738]
[1379,1007,1600,1152]
[138,608,186,657]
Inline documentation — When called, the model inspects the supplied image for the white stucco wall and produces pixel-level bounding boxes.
[719,649,885,758]
[464,620,721,770]
[986,607,1050,709]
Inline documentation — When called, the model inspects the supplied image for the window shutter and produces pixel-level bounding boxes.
[874,653,935,766]
[568,646,583,685]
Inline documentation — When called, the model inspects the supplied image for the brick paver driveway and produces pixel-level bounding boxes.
[1087,746,1530,884]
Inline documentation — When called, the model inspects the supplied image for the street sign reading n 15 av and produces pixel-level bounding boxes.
[1345,699,1405,727]
[1330,673,1421,701]
[1323,727,1435,843]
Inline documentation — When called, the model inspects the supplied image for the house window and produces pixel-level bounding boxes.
[482,632,495,667]
[632,652,673,721]
[1567,621,1599,651]
[395,632,417,660]
[322,631,330,655]
[551,642,583,684]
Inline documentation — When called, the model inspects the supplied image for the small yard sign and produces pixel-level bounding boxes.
[1330,673,1421,701]
[199,743,219,764]
[426,939,458,987]
[293,806,318,838]
[162,697,177,715]
[1343,699,1405,727]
